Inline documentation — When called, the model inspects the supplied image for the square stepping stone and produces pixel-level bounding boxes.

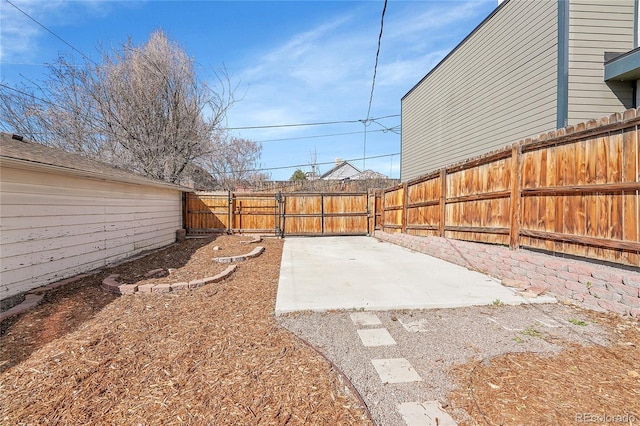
[397,401,458,426]
[371,358,422,384]
[350,312,382,327]
[357,328,396,347]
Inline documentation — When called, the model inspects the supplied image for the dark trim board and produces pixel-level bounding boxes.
[556,0,569,129]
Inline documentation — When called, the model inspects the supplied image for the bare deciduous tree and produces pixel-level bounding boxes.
[0,30,236,184]
[200,132,269,190]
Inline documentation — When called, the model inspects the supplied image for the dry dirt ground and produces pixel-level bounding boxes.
[0,235,370,425]
[1,235,639,425]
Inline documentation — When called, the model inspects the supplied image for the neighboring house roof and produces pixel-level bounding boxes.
[351,169,388,180]
[0,133,191,192]
[320,161,361,180]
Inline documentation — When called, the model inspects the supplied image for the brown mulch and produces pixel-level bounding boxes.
[449,309,640,425]
[0,235,371,425]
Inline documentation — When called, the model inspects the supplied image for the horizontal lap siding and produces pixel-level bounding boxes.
[0,166,182,299]
[567,0,634,124]
[401,0,558,181]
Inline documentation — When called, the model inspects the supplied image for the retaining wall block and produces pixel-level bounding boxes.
[556,271,580,282]
[552,285,574,299]
[591,270,624,284]
[565,281,590,294]
[188,279,206,289]
[152,283,172,293]
[171,282,189,291]
[118,284,138,295]
[588,287,623,302]
[567,264,594,276]
[606,282,640,298]
[543,259,568,272]
[622,295,640,308]
[137,283,155,293]
[578,276,607,288]
[596,299,630,315]
[623,277,640,289]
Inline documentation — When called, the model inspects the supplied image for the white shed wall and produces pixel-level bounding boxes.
[0,165,183,300]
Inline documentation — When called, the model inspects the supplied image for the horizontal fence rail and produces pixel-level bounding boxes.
[382,108,640,267]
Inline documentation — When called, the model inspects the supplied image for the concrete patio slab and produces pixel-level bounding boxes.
[275,237,555,314]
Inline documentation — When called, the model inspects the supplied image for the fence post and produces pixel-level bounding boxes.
[509,144,522,249]
[401,182,408,233]
[439,169,447,237]
[227,191,233,234]
[381,189,386,232]
[367,190,373,236]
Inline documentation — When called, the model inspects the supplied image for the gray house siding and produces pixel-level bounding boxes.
[401,0,638,182]
[567,0,635,124]
[401,0,559,181]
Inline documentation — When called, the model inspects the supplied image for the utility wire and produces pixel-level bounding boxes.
[4,0,98,66]
[226,114,399,130]
[0,82,69,111]
[239,152,400,173]
[363,0,388,170]
[365,0,387,122]
[256,127,399,143]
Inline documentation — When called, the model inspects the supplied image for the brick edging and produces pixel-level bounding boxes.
[374,231,640,317]
[213,246,265,264]
[240,235,263,244]
[102,264,238,295]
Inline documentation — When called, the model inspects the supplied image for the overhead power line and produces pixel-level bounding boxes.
[4,0,98,66]
[366,0,388,123]
[362,0,388,171]
[241,152,400,173]
[0,82,68,110]
[226,114,399,130]
[256,126,399,143]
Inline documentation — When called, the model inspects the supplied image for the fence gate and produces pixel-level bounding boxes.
[279,192,369,236]
[185,191,370,236]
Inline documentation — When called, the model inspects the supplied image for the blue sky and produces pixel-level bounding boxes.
[0,0,497,180]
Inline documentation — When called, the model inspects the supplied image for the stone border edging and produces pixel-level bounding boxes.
[102,265,237,295]
[240,235,263,244]
[374,230,640,317]
[213,246,265,263]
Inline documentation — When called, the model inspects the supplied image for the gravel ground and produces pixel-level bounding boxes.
[278,302,613,425]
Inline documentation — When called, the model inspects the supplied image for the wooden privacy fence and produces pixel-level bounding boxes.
[383,108,640,267]
[185,191,371,236]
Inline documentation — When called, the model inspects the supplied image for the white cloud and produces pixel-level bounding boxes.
[0,0,132,64]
